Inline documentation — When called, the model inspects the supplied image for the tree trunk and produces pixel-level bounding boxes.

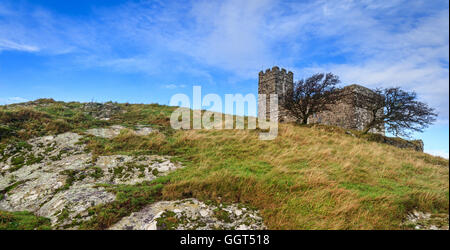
[302,116,309,125]
[362,126,371,134]
[363,121,376,134]
[363,112,378,134]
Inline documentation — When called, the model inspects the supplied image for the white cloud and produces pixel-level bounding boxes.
[0,97,29,105]
[0,0,448,122]
[300,56,449,123]
[0,39,39,52]
[0,2,98,55]
[425,149,449,159]
[272,2,449,123]
[162,84,177,89]
[169,0,275,76]
[162,84,186,89]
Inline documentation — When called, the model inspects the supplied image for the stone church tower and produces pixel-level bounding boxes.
[258,66,385,135]
[258,66,295,122]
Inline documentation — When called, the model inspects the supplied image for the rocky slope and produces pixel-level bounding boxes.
[0,100,448,230]
[110,198,265,230]
[0,125,266,230]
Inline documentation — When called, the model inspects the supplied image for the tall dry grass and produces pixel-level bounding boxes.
[158,123,448,229]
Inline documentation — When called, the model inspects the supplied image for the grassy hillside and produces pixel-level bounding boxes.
[1,99,448,229]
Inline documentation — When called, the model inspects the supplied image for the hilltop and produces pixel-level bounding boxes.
[0,99,448,230]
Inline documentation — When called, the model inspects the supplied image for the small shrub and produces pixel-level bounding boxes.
[0,125,14,138]
[155,211,179,230]
[89,167,104,179]
[45,119,72,134]
[80,181,164,229]
[11,155,25,166]
[213,208,232,223]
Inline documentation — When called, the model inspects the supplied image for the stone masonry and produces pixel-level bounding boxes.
[258,66,385,134]
[308,84,385,134]
[258,66,295,122]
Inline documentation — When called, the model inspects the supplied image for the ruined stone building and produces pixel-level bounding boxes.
[258,66,385,134]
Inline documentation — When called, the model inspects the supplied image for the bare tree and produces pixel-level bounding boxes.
[282,73,343,124]
[355,87,437,136]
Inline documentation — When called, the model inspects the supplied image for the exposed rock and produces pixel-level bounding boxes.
[109,198,266,230]
[134,125,155,136]
[346,130,424,152]
[86,125,154,139]
[0,131,181,228]
[92,155,181,185]
[375,136,424,152]
[1,128,264,230]
[85,125,125,139]
[37,184,116,227]
[403,210,449,230]
[0,132,86,174]
[82,102,124,120]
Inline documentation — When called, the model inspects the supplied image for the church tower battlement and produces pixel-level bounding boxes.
[257,66,385,135]
[258,66,295,122]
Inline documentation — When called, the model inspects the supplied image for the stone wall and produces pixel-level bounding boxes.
[258,66,295,122]
[360,132,424,152]
[257,67,385,134]
[308,84,385,135]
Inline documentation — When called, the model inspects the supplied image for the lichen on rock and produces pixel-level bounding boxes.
[0,131,182,229]
[81,102,124,121]
[109,198,266,230]
[85,125,154,139]
[402,210,449,230]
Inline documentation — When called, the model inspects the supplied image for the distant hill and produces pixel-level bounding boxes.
[0,99,448,230]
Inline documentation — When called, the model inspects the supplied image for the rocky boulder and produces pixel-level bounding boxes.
[109,198,266,230]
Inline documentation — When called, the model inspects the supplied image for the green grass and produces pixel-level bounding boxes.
[156,210,182,230]
[0,180,29,200]
[11,155,25,166]
[79,177,169,229]
[0,211,51,230]
[0,99,109,142]
[213,208,232,223]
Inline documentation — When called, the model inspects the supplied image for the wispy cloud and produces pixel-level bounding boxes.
[0,0,448,122]
[425,149,449,159]
[0,97,29,105]
[162,84,186,89]
[290,4,449,122]
[0,1,95,55]
[0,39,39,52]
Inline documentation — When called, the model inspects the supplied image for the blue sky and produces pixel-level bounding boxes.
[0,0,448,158]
